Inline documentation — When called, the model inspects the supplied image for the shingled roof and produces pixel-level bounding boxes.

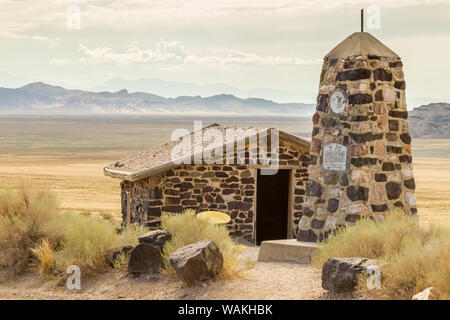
[104,123,310,181]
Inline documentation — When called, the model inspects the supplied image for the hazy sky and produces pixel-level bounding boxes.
[1,0,450,106]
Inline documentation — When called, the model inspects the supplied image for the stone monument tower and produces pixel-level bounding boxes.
[297,31,417,242]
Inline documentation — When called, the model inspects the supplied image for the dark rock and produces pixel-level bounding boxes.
[322,116,336,128]
[350,132,383,143]
[387,146,402,154]
[144,218,162,229]
[339,174,349,186]
[385,133,397,141]
[228,201,252,211]
[127,243,162,274]
[371,204,388,212]
[351,157,377,167]
[312,127,320,136]
[174,182,194,189]
[349,94,373,105]
[241,177,255,184]
[400,133,411,144]
[394,81,406,90]
[311,219,325,229]
[202,186,213,193]
[302,207,314,217]
[106,246,133,268]
[389,120,399,131]
[149,188,163,200]
[386,182,402,200]
[148,207,162,216]
[323,173,338,185]
[348,115,369,122]
[375,173,387,182]
[382,162,395,171]
[389,110,408,119]
[345,214,361,223]
[138,229,172,250]
[373,68,393,81]
[306,180,323,197]
[375,90,383,101]
[297,229,317,242]
[389,61,403,68]
[168,240,223,284]
[215,171,229,178]
[317,94,328,112]
[162,205,182,213]
[394,201,404,208]
[327,198,339,213]
[322,257,377,293]
[404,178,416,190]
[346,186,369,201]
[399,155,412,163]
[336,69,371,81]
[182,199,197,206]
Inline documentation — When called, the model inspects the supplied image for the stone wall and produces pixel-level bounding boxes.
[121,137,309,242]
[298,55,417,242]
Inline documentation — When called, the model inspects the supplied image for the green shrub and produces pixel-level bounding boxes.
[161,209,244,279]
[312,210,450,299]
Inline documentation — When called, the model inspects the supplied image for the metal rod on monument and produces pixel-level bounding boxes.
[361,9,364,32]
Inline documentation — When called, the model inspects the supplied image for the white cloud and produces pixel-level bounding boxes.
[78,39,321,66]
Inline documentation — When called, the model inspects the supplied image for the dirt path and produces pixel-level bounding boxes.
[0,246,358,300]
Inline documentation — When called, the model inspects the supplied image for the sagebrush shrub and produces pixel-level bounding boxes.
[161,209,244,279]
[312,210,450,299]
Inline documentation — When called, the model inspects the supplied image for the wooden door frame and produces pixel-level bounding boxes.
[254,166,295,244]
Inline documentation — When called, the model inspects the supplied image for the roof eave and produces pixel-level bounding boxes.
[104,129,311,182]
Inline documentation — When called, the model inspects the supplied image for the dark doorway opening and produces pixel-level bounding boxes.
[256,169,290,245]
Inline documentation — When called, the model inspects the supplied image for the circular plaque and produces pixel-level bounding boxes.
[330,89,347,114]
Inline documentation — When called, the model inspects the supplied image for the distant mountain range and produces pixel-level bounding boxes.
[408,103,450,138]
[0,82,449,139]
[93,78,311,103]
[0,82,315,116]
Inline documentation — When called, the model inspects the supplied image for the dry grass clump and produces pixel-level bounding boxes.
[161,209,244,279]
[48,216,147,275]
[312,210,450,299]
[0,185,147,277]
[52,212,117,274]
[0,185,62,275]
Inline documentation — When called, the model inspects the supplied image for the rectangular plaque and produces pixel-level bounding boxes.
[322,143,347,171]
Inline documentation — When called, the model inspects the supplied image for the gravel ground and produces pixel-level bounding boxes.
[0,245,360,300]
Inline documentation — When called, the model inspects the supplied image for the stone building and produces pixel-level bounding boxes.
[105,124,310,244]
[297,32,417,243]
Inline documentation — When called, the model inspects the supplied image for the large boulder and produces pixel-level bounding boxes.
[138,229,171,250]
[322,257,377,293]
[127,243,162,274]
[106,245,133,268]
[168,240,223,284]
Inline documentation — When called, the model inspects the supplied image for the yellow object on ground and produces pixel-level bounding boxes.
[197,211,231,224]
